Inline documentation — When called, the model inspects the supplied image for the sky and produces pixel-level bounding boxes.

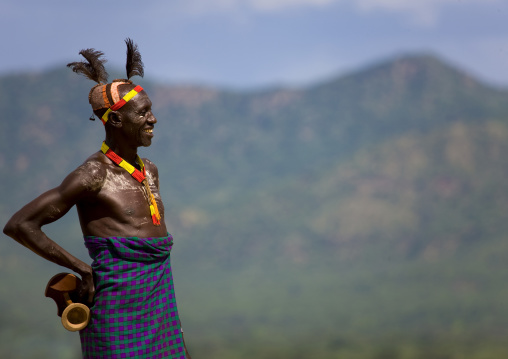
[1,0,507,89]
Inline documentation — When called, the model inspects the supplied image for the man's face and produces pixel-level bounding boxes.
[117,89,157,148]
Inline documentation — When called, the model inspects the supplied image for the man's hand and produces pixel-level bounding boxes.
[78,269,95,305]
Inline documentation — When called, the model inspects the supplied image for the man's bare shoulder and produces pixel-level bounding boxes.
[65,152,110,194]
[142,157,158,173]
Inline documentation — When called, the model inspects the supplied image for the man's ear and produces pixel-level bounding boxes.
[107,111,122,128]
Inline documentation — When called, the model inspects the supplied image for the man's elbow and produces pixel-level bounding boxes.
[3,218,22,238]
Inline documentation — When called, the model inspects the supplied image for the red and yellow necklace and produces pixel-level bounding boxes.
[100,141,161,225]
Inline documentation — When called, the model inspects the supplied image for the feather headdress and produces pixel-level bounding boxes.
[125,38,144,79]
[68,40,145,120]
[67,49,109,85]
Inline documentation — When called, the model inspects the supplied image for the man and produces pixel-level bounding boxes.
[3,40,191,359]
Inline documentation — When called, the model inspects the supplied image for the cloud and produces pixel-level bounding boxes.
[171,0,335,13]
[355,0,439,26]
[169,0,502,27]
[353,0,502,26]
[245,0,504,27]
[247,0,336,11]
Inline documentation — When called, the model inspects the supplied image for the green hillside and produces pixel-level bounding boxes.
[2,54,508,359]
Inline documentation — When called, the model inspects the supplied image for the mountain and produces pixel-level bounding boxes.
[2,54,508,359]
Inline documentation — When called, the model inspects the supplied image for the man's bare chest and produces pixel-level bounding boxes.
[94,168,163,216]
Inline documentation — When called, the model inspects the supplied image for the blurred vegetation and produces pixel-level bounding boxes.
[2,54,508,358]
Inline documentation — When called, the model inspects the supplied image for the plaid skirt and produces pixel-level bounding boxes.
[80,234,186,359]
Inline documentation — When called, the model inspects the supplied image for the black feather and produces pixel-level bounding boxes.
[125,38,144,79]
[67,48,109,84]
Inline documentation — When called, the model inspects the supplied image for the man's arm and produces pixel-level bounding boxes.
[3,161,105,303]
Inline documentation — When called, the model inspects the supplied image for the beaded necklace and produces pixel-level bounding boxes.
[100,141,161,225]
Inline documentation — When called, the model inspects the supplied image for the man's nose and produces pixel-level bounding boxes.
[148,111,157,124]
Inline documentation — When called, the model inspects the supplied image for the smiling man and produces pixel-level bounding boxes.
[3,39,191,359]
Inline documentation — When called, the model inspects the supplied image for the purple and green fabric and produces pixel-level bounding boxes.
[80,234,186,359]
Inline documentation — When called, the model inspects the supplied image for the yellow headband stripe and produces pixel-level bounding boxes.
[100,85,143,125]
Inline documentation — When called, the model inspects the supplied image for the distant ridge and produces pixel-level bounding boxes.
[1,53,508,203]
[311,53,494,88]
[1,52,507,197]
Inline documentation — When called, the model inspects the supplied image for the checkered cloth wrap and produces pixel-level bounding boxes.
[80,234,186,359]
